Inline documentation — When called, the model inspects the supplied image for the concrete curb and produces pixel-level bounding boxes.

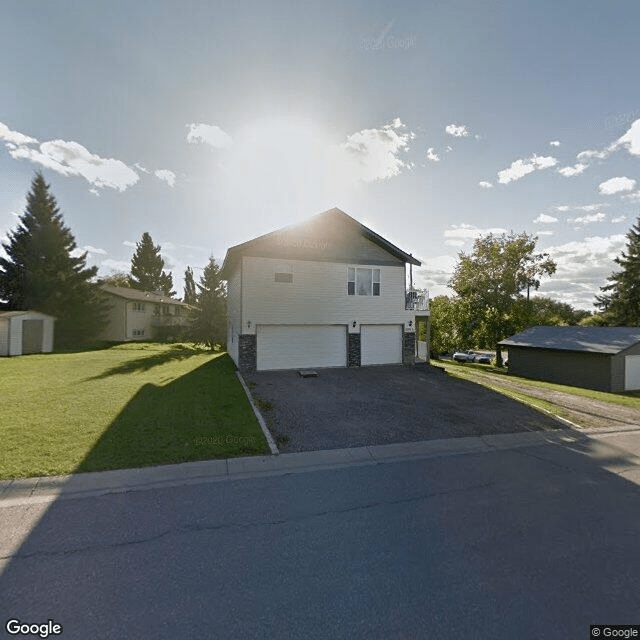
[0,427,615,508]
[235,370,279,455]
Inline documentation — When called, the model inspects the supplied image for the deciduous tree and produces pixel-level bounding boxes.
[449,232,556,365]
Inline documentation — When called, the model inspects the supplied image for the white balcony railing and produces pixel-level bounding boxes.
[405,288,430,312]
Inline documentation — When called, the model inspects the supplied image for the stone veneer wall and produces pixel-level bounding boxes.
[348,333,361,367]
[238,334,257,373]
[402,331,415,366]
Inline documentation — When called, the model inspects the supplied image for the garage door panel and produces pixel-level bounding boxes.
[625,355,640,391]
[257,325,346,371]
[361,324,402,366]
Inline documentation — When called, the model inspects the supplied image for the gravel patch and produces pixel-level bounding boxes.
[247,364,564,453]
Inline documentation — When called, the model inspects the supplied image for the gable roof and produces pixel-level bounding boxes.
[0,310,57,320]
[499,325,640,355]
[221,207,421,279]
[100,285,190,307]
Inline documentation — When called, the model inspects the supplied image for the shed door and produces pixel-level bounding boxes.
[22,319,44,354]
[625,355,640,391]
[257,325,347,371]
[361,324,402,366]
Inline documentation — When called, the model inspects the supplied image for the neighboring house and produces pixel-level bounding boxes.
[221,207,430,372]
[499,325,640,392]
[0,310,55,356]
[100,285,191,342]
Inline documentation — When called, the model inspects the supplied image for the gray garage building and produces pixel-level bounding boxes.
[499,326,640,392]
[0,310,56,356]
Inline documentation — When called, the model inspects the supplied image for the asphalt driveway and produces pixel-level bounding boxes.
[247,364,565,453]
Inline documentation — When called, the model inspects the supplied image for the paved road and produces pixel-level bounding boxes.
[2,431,640,639]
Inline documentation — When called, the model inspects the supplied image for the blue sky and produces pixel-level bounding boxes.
[2,0,640,308]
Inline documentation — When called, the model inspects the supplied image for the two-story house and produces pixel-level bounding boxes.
[100,285,192,341]
[221,207,429,372]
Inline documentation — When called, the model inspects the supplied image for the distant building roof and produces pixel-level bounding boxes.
[0,310,56,320]
[499,326,640,355]
[101,285,190,307]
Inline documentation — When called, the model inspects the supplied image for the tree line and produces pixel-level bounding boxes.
[0,173,226,350]
[429,216,640,362]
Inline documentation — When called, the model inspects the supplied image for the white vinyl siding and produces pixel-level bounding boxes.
[241,257,413,329]
[226,266,242,365]
[257,325,347,370]
[361,324,402,365]
[625,355,640,390]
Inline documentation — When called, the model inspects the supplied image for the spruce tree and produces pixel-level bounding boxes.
[128,232,175,295]
[183,266,197,306]
[0,172,107,348]
[596,216,640,325]
[191,257,227,349]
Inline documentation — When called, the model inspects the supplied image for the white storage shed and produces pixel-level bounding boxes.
[0,311,56,356]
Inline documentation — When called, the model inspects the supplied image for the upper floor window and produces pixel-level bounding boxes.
[132,302,145,312]
[348,267,380,296]
[274,263,293,283]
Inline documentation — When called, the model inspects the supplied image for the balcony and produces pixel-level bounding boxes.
[405,288,430,312]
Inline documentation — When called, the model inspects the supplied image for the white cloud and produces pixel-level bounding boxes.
[535,230,554,236]
[444,223,507,242]
[611,216,627,223]
[154,169,176,187]
[598,176,636,195]
[122,240,136,248]
[445,124,469,138]
[497,154,558,184]
[534,213,558,224]
[89,188,100,197]
[549,140,560,147]
[555,203,607,212]
[82,245,107,255]
[558,163,588,177]
[445,239,465,247]
[426,147,440,162]
[445,145,453,152]
[7,137,139,192]
[0,122,38,146]
[568,212,606,224]
[577,119,640,164]
[134,163,150,174]
[536,234,627,309]
[414,255,457,296]
[478,181,493,189]
[617,119,640,156]
[186,123,233,149]
[339,119,413,182]
[622,191,640,202]
[99,258,131,274]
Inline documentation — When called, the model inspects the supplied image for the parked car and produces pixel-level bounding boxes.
[474,353,492,364]
[453,350,477,362]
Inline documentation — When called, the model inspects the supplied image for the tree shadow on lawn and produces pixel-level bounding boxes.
[86,344,214,381]
[76,355,269,473]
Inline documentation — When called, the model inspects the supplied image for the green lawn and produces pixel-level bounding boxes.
[0,343,269,480]
[435,358,640,415]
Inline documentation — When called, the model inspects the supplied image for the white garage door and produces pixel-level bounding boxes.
[361,324,402,366]
[625,355,640,391]
[256,325,347,371]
